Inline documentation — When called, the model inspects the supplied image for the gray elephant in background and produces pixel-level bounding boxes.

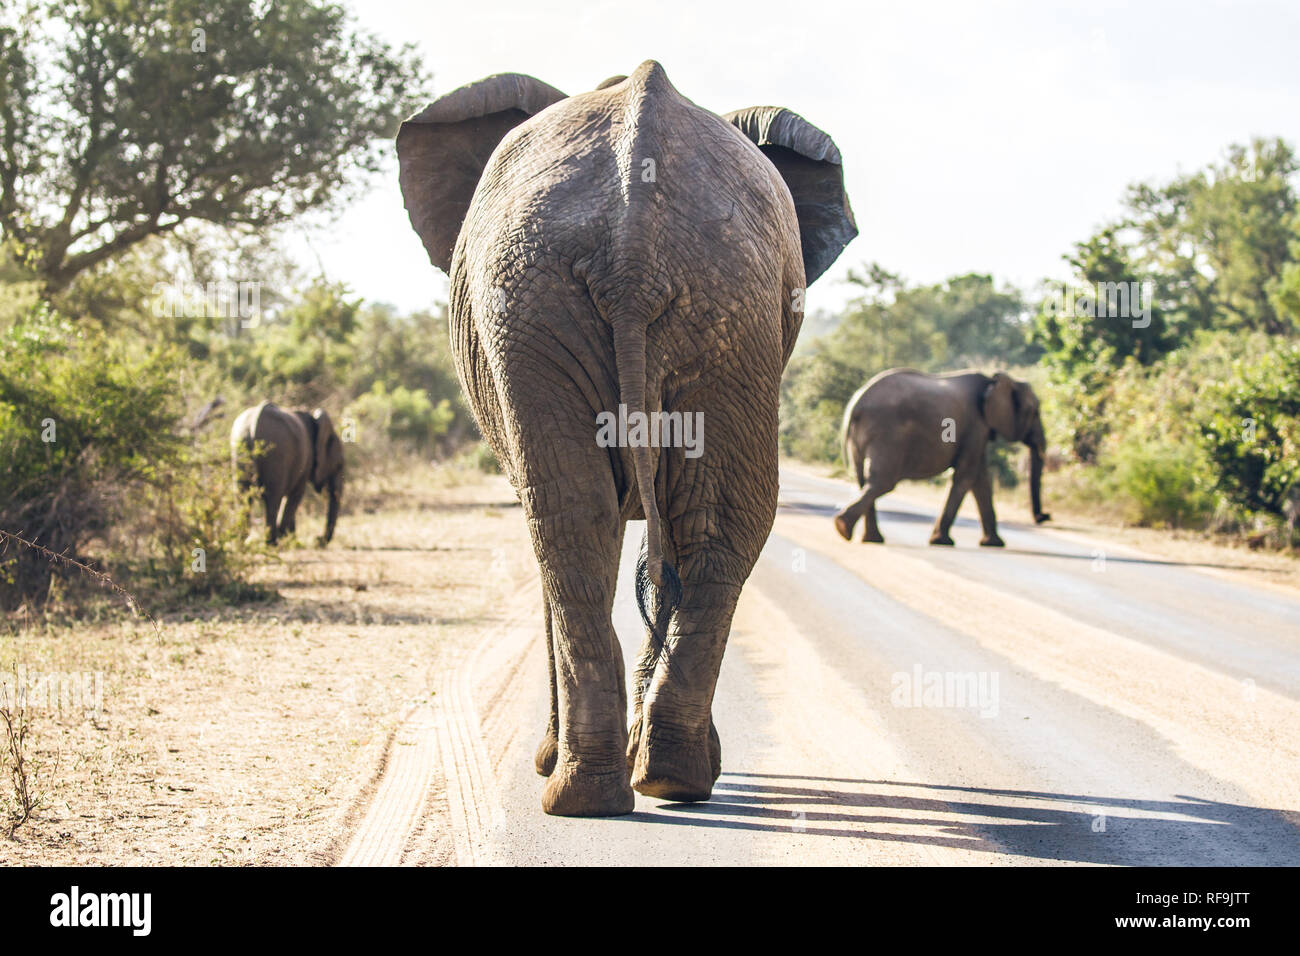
[834,369,1050,546]
[230,402,344,545]
[397,61,856,816]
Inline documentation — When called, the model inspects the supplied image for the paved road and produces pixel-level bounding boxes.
[342,468,1300,866]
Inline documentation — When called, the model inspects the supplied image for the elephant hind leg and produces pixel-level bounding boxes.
[262,488,283,545]
[631,434,771,803]
[631,564,743,803]
[835,466,896,543]
[862,490,887,543]
[279,481,307,539]
[534,599,558,777]
[521,465,633,817]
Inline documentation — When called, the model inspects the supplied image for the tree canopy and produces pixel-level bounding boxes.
[0,0,427,292]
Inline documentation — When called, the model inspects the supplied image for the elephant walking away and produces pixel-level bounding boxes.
[834,369,1050,546]
[397,61,856,816]
[230,402,345,546]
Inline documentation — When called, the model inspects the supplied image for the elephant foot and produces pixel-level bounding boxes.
[929,533,955,546]
[862,528,884,543]
[628,716,721,784]
[631,726,717,803]
[1034,512,1052,524]
[541,763,634,817]
[979,534,1005,548]
[534,730,558,777]
[833,514,854,541]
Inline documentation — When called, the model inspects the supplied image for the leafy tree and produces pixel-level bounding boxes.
[1268,208,1300,329]
[1124,137,1299,337]
[832,264,1034,372]
[0,0,427,293]
[1200,344,1300,521]
[1032,226,1170,378]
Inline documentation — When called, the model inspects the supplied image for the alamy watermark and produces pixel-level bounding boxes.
[150,279,262,327]
[1,667,104,718]
[1042,280,1154,329]
[595,404,704,458]
[890,665,999,718]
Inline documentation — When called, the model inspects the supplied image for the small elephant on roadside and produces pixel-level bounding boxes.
[230,402,344,545]
[834,369,1050,546]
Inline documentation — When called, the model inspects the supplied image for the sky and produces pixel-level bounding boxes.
[297,0,1300,318]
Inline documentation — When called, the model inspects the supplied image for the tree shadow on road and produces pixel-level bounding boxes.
[639,773,1300,865]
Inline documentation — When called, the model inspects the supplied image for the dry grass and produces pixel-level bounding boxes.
[0,460,535,865]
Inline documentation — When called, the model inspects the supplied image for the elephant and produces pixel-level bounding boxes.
[833,369,1050,547]
[230,402,344,546]
[397,61,856,816]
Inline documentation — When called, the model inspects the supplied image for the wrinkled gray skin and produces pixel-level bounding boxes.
[834,369,1050,547]
[230,402,344,546]
[397,61,856,816]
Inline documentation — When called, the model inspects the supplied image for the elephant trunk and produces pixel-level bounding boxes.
[322,473,341,545]
[1028,442,1049,524]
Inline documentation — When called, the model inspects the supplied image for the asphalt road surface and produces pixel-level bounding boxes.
[340,468,1300,866]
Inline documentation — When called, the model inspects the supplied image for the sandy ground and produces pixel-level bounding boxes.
[0,464,535,865]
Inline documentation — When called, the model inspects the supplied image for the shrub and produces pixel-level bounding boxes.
[779,349,862,464]
[1106,438,1215,528]
[119,429,270,605]
[0,307,181,608]
[0,306,263,610]
[346,382,455,450]
[466,441,502,475]
[1200,344,1300,522]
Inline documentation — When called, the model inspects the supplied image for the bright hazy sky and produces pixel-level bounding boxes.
[300,0,1300,317]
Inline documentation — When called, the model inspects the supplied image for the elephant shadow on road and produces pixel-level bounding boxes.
[642,773,1300,865]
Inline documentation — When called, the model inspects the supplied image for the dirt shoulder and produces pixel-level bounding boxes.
[782,457,1300,596]
[0,465,533,865]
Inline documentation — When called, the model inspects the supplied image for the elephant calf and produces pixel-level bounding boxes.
[230,402,344,546]
[834,369,1050,546]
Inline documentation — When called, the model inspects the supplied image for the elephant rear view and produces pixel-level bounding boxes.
[397,61,856,816]
[835,369,1050,546]
[230,402,345,546]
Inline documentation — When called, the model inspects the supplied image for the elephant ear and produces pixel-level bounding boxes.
[311,409,335,488]
[397,74,568,272]
[982,373,1018,441]
[724,106,858,285]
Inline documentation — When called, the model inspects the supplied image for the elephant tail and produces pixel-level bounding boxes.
[610,314,682,636]
[843,419,865,489]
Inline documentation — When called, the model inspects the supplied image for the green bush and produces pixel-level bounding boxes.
[345,382,455,449]
[1105,438,1215,528]
[1200,344,1300,522]
[0,307,181,608]
[779,349,862,464]
[0,305,262,609]
[465,441,502,475]
[123,430,270,604]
